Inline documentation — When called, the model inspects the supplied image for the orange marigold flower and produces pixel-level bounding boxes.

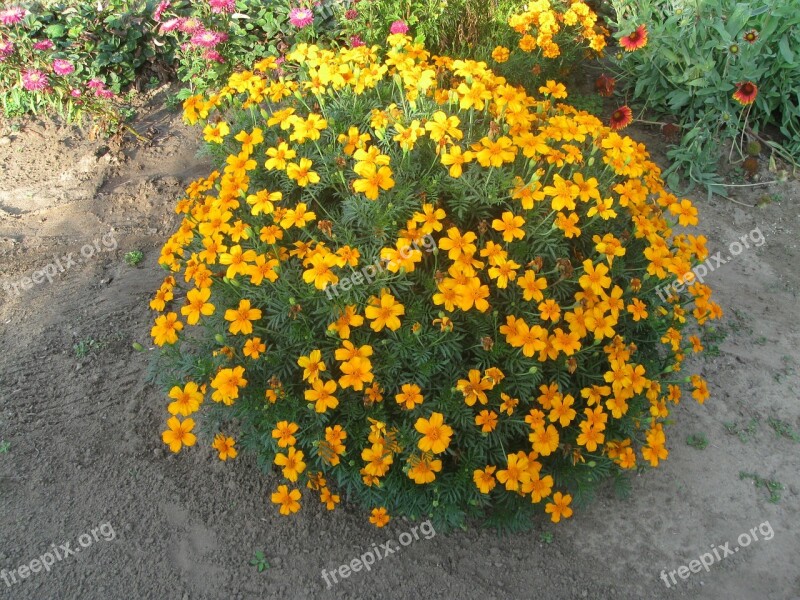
[369,507,390,527]
[212,433,237,460]
[271,485,301,515]
[545,491,573,522]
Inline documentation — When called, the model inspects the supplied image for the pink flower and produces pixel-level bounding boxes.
[178,17,203,33]
[0,6,26,26]
[208,0,235,13]
[52,59,75,76]
[22,69,48,92]
[159,17,181,33]
[33,39,54,51]
[95,88,115,99]
[350,35,364,47]
[0,38,13,61]
[153,0,170,21]
[191,29,227,48]
[87,79,106,89]
[70,88,82,97]
[203,49,224,63]
[345,8,358,19]
[389,20,408,34]
[288,7,313,28]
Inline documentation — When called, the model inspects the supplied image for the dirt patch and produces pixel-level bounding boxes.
[0,98,798,599]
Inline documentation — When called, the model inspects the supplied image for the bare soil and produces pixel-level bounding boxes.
[1,91,798,600]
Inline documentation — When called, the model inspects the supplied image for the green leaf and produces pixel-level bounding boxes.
[778,36,795,64]
[45,23,66,38]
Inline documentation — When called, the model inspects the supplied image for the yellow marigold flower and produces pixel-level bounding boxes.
[328,305,364,339]
[286,158,320,187]
[491,45,511,63]
[181,287,215,325]
[162,417,197,453]
[297,349,326,383]
[289,113,327,143]
[395,383,424,410]
[212,434,237,460]
[234,127,263,155]
[369,507,390,528]
[424,111,463,143]
[474,466,497,494]
[202,121,229,143]
[353,164,395,200]
[305,378,339,413]
[280,202,317,229]
[224,299,262,335]
[497,452,531,491]
[265,142,296,171]
[271,485,301,515]
[492,211,526,242]
[545,492,573,523]
[274,447,306,482]
[407,453,442,484]
[210,366,247,405]
[414,412,453,454]
[475,409,498,432]
[151,312,183,346]
[473,136,517,167]
[576,422,604,452]
[456,369,493,406]
[362,443,393,477]
[219,244,257,279]
[320,487,340,510]
[272,420,299,447]
[530,424,560,456]
[538,80,568,99]
[167,382,203,416]
[243,336,266,359]
[543,174,580,211]
[365,291,405,331]
[440,144,474,178]
[338,357,374,391]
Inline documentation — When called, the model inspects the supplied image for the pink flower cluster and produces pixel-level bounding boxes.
[289,7,314,28]
[208,0,236,14]
[153,0,171,22]
[33,39,54,51]
[52,59,75,76]
[22,69,48,92]
[160,15,228,53]
[390,20,409,34]
[87,78,115,99]
[0,6,26,27]
[0,38,13,61]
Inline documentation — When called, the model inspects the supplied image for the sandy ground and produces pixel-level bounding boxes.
[1,91,798,600]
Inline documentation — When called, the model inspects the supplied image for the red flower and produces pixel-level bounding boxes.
[743,29,758,44]
[620,25,647,51]
[609,106,633,130]
[733,81,758,105]
[595,74,616,97]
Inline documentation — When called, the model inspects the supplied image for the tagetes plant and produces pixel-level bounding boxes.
[148,34,721,530]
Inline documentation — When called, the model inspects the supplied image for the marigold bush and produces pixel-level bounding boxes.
[149,34,721,530]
